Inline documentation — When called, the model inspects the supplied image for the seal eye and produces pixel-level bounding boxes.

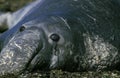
[50,33,60,42]
[20,26,25,32]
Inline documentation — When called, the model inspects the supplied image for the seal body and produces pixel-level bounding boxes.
[0,0,120,75]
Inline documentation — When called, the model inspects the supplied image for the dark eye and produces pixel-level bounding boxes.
[19,26,25,32]
[50,33,60,42]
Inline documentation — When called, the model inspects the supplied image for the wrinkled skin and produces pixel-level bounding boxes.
[0,0,120,76]
[0,17,73,75]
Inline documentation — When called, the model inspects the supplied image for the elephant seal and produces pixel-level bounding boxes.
[0,0,120,76]
[0,16,73,75]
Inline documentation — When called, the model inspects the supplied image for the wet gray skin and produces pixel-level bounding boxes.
[0,0,120,76]
[0,16,73,75]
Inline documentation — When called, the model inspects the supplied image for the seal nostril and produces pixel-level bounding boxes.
[20,26,25,32]
[50,33,60,42]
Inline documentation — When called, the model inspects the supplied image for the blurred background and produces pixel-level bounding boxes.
[0,0,33,12]
[0,0,34,33]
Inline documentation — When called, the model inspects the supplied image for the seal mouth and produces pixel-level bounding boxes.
[18,28,45,72]
[25,41,43,71]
